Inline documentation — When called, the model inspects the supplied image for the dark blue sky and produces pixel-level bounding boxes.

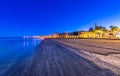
[0,0,120,36]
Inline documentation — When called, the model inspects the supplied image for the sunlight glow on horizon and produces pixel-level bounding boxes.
[77,14,120,31]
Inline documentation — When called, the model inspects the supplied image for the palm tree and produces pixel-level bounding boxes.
[94,23,106,31]
[110,25,120,31]
[94,23,107,37]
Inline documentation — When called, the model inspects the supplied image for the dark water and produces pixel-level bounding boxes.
[0,37,41,75]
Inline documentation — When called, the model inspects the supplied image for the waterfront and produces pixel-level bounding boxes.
[0,37,41,76]
[6,39,120,76]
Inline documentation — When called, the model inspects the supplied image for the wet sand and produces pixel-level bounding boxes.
[6,39,120,76]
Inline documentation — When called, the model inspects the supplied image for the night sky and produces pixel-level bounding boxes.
[0,0,120,36]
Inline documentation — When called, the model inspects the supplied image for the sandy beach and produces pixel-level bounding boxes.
[55,39,120,75]
[6,39,120,76]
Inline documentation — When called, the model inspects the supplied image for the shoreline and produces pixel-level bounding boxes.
[7,39,120,76]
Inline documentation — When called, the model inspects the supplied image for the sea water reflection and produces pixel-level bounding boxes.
[0,37,41,75]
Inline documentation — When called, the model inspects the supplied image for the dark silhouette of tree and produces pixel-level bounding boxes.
[94,23,106,31]
[73,31,78,35]
[100,26,107,31]
[110,25,119,31]
[94,24,99,30]
[110,25,113,29]
[89,27,94,31]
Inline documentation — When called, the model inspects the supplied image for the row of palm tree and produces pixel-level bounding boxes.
[88,23,120,32]
[71,23,120,36]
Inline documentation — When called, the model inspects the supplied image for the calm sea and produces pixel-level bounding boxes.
[0,37,41,75]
